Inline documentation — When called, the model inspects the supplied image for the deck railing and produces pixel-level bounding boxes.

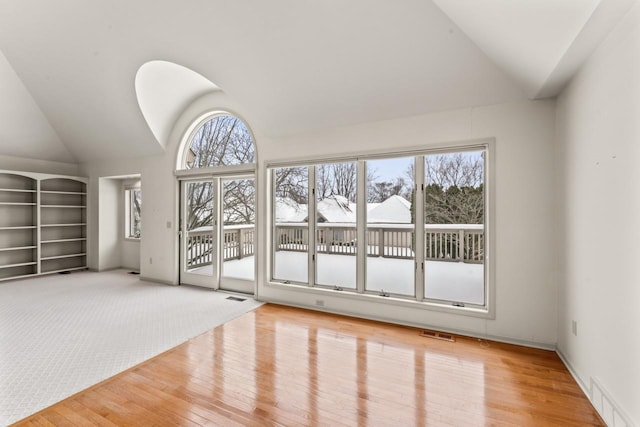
[187,223,484,269]
[276,223,484,263]
[187,224,255,269]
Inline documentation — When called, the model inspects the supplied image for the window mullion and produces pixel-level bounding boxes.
[130,190,135,237]
[270,169,276,283]
[356,160,366,294]
[308,166,316,288]
[414,156,425,301]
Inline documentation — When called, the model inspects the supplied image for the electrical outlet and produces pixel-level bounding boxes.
[571,320,577,336]
[315,299,325,307]
[149,257,153,265]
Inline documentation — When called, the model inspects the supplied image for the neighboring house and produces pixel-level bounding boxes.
[276,194,411,224]
[274,197,308,223]
[315,195,356,223]
[367,195,411,224]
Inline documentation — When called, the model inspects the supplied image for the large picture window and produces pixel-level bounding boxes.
[269,144,489,311]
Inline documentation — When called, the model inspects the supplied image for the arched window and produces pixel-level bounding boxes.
[184,114,255,169]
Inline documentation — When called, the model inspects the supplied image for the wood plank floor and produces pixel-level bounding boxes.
[14,304,604,426]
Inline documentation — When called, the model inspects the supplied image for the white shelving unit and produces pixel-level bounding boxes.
[0,170,88,281]
[0,173,38,280]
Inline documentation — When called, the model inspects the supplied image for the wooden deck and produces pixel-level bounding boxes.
[14,304,604,426]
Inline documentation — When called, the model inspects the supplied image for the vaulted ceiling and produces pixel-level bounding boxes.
[0,0,634,163]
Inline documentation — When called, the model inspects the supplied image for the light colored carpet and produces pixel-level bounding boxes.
[0,269,262,425]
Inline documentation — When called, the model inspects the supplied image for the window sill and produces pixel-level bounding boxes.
[124,237,141,242]
[265,280,493,319]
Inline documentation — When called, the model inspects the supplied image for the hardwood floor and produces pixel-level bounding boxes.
[15,304,603,426]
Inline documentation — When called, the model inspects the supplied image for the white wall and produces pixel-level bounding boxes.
[82,93,559,348]
[81,92,253,285]
[81,154,179,284]
[259,100,558,347]
[556,4,640,426]
[92,175,142,272]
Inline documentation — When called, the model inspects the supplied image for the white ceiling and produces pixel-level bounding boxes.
[433,0,635,98]
[0,0,634,163]
[0,49,75,162]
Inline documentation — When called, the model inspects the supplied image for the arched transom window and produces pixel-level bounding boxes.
[185,114,255,169]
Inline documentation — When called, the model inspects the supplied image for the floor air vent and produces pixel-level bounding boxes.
[419,329,456,342]
[128,271,140,275]
[226,296,246,302]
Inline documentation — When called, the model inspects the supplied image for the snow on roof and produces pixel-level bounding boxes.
[275,197,307,222]
[367,195,411,223]
[316,195,356,223]
[367,202,381,212]
[275,194,411,224]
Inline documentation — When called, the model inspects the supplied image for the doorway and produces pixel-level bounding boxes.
[179,176,255,293]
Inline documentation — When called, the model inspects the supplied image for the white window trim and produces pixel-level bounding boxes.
[266,138,495,319]
[124,186,141,241]
[175,110,257,172]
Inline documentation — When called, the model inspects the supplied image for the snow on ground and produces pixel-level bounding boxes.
[275,252,483,304]
[190,251,484,305]
[223,257,255,280]
[189,258,255,281]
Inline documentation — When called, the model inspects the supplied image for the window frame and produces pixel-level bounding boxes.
[267,139,495,319]
[175,111,257,175]
[124,187,142,240]
[175,111,259,294]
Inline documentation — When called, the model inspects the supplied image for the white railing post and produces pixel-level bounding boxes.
[458,228,464,261]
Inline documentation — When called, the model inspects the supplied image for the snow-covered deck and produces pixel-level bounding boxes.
[191,251,484,305]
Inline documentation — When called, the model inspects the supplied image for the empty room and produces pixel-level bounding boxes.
[0,0,638,426]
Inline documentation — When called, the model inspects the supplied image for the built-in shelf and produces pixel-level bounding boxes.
[0,226,37,230]
[0,171,88,280]
[0,202,37,206]
[41,205,86,209]
[41,253,86,261]
[0,188,36,193]
[41,238,87,244]
[41,223,87,227]
[0,261,38,269]
[40,191,87,195]
[0,246,37,252]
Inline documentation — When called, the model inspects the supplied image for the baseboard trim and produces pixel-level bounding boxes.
[556,349,634,427]
[556,349,590,397]
[258,296,555,351]
[139,276,178,286]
